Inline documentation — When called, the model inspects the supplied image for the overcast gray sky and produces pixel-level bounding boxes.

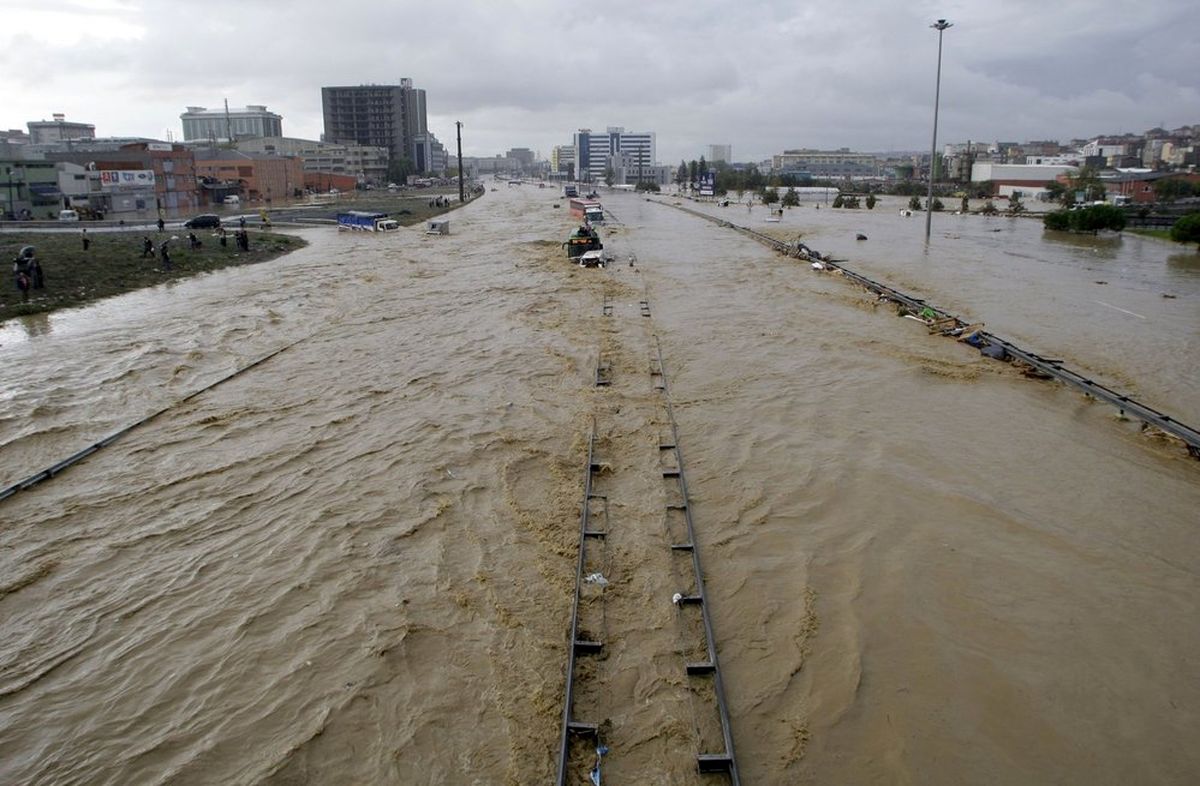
[2,0,1196,164]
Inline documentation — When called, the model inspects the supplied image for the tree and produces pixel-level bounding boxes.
[1154,178,1194,204]
[960,195,969,213]
[387,156,415,184]
[980,200,999,215]
[842,195,861,209]
[1044,180,1067,203]
[969,181,995,199]
[781,187,799,207]
[866,193,877,210]
[760,188,779,205]
[1007,194,1025,214]
[931,197,945,212]
[1169,212,1200,249]
[635,181,660,193]
[1043,204,1126,234]
[1064,166,1106,205]
[604,167,614,187]
[1072,203,1125,233]
[908,195,922,211]
[1043,210,1070,231]
[688,160,698,183]
[676,161,688,187]
[832,194,845,208]
[698,155,707,178]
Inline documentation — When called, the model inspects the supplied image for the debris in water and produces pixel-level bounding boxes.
[584,573,609,586]
[672,592,683,605]
[590,744,609,785]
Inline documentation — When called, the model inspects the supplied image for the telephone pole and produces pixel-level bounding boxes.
[456,121,465,203]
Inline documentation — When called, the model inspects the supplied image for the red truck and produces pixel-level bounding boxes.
[568,198,604,223]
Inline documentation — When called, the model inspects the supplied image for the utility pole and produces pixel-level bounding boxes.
[925,18,952,241]
[456,121,464,203]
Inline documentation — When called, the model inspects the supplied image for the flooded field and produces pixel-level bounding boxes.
[1,187,1198,784]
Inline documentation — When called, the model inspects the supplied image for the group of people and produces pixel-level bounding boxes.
[11,246,44,302]
[138,227,251,268]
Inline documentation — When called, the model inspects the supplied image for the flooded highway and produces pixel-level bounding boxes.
[2,187,1198,784]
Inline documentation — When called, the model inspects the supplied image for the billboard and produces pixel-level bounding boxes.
[699,171,715,197]
[100,170,156,190]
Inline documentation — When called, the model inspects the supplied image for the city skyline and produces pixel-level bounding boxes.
[2,0,1197,164]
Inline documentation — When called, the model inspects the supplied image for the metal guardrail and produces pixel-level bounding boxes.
[0,339,304,505]
[654,198,1200,459]
[654,337,741,783]
[556,420,608,785]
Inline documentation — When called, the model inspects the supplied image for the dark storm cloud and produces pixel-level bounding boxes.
[1,0,1195,162]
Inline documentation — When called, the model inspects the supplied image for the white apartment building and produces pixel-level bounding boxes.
[236,136,388,183]
[772,148,879,177]
[181,105,283,142]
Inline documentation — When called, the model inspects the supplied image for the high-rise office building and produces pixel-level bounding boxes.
[572,127,656,183]
[707,144,732,164]
[321,79,429,171]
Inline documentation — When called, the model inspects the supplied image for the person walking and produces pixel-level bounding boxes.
[219,228,228,248]
[157,216,165,233]
[81,228,91,251]
[141,236,154,257]
[159,239,172,271]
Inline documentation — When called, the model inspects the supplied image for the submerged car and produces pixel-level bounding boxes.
[184,214,221,229]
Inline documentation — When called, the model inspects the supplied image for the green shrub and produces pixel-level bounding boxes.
[1170,212,1200,248]
[1043,211,1070,231]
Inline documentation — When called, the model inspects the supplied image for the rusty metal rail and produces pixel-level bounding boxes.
[653,199,1200,459]
[654,337,741,783]
[556,420,609,785]
[1,339,304,505]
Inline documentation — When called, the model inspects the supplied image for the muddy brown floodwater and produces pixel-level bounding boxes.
[1,188,1198,785]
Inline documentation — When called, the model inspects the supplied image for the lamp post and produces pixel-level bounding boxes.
[456,121,464,203]
[925,18,952,242]
[4,166,14,219]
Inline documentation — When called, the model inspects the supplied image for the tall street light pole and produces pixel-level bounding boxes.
[926,18,952,242]
[4,166,14,218]
[456,121,464,203]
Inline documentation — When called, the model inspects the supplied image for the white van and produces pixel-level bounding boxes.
[58,209,80,221]
[224,195,241,205]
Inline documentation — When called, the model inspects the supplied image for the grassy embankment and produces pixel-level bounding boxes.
[1127,228,1173,242]
[305,189,479,222]
[1,229,306,324]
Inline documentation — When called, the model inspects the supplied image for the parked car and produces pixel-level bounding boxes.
[224,195,241,205]
[58,209,80,221]
[184,214,221,229]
